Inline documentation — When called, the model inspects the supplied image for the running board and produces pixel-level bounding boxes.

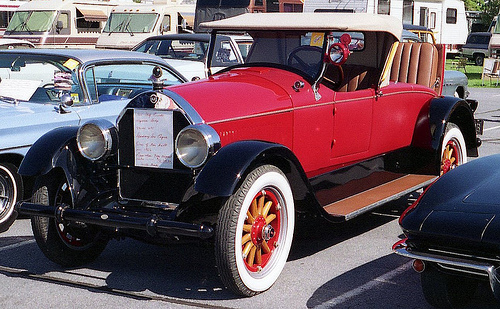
[323,174,436,221]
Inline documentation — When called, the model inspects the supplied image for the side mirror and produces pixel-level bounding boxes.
[56,20,63,34]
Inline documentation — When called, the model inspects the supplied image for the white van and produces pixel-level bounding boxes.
[3,0,119,48]
[95,0,195,50]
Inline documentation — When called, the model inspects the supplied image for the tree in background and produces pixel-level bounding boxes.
[481,0,500,29]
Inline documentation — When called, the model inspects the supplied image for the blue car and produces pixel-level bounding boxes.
[0,49,186,232]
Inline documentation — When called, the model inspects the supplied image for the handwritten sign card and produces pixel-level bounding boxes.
[134,109,174,169]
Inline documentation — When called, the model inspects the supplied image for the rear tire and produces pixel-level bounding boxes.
[474,54,484,66]
[31,174,108,267]
[421,263,477,308]
[440,123,467,175]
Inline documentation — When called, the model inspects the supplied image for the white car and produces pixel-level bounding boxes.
[133,33,253,81]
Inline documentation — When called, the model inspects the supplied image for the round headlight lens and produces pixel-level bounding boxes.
[176,128,209,168]
[77,120,115,161]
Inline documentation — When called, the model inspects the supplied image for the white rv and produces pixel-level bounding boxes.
[303,0,468,55]
[95,0,195,50]
[489,12,500,58]
[3,0,120,48]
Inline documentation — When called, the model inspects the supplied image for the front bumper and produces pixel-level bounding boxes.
[393,239,500,300]
[16,202,214,240]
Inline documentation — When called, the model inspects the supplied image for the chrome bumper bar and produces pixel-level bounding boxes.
[393,239,500,300]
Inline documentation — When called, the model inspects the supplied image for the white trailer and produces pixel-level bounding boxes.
[3,0,123,48]
[303,0,468,55]
[95,0,195,50]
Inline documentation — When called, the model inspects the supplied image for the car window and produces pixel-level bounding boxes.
[134,39,209,61]
[212,40,240,66]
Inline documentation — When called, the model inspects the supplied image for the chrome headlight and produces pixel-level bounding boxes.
[175,124,220,168]
[77,119,117,161]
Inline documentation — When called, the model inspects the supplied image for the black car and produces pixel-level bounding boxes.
[461,32,492,66]
[394,154,500,308]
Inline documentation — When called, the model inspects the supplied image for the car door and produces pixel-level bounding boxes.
[330,89,374,164]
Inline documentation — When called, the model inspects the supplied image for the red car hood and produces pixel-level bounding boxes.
[168,67,296,124]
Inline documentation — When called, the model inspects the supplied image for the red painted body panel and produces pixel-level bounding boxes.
[170,67,438,177]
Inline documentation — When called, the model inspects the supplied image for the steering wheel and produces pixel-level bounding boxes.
[287,46,323,76]
[42,83,63,101]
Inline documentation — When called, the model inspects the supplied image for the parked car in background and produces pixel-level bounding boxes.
[15,13,481,297]
[0,38,34,49]
[132,33,252,81]
[402,28,469,99]
[0,49,186,233]
[460,32,492,66]
[394,154,500,308]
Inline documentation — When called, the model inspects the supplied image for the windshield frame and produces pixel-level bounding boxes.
[207,30,328,84]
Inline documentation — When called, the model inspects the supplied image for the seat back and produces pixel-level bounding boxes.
[390,42,439,89]
[336,65,380,92]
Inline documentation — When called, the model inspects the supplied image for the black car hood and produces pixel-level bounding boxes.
[401,154,500,245]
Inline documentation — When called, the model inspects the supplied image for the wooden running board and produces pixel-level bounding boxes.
[324,174,436,221]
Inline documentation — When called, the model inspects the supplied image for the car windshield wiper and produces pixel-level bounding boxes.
[124,19,134,36]
[108,17,129,35]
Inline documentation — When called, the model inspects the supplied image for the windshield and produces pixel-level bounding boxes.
[133,39,209,61]
[495,15,500,34]
[103,13,158,34]
[84,63,183,102]
[241,31,326,80]
[6,11,57,32]
[0,53,81,103]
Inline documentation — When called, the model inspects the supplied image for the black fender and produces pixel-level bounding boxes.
[18,126,79,177]
[429,96,479,157]
[195,141,316,212]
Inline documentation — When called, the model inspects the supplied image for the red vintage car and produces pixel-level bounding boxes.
[15,13,481,296]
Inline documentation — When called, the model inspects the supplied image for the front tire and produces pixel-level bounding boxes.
[31,174,108,267]
[0,163,23,232]
[215,165,295,296]
[421,263,477,308]
[440,123,467,175]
